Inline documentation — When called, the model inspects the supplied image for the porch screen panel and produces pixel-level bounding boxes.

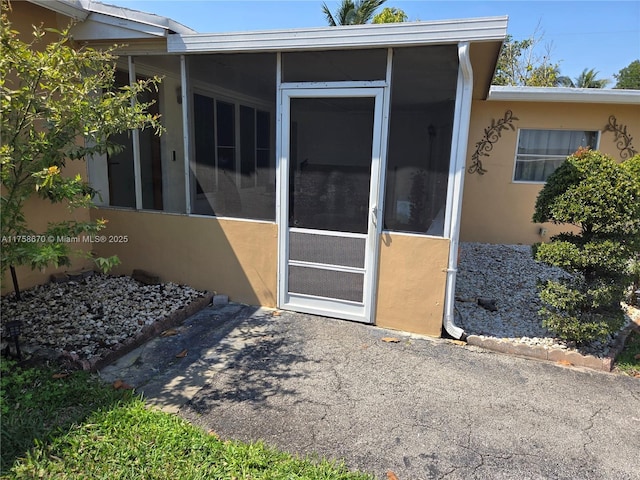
[289,97,374,234]
[282,49,387,82]
[383,45,458,236]
[108,129,135,208]
[289,232,366,268]
[288,266,364,303]
[188,53,277,220]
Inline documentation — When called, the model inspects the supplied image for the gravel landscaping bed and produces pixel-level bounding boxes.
[1,273,208,367]
[455,242,638,358]
[1,243,637,368]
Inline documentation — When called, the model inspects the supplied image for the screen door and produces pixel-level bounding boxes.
[279,87,384,322]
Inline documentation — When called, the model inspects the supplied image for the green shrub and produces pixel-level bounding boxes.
[533,149,640,344]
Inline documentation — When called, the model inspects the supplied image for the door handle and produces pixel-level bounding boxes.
[371,206,378,227]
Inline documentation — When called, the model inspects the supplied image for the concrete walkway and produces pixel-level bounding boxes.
[100,304,640,480]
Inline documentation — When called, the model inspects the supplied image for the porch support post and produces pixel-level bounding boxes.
[366,47,393,324]
[442,42,473,340]
[128,56,143,210]
[275,52,285,308]
[180,54,191,214]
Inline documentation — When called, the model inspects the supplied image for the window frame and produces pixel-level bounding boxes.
[512,128,600,184]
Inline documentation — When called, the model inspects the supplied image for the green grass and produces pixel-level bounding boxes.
[0,359,131,473]
[1,360,372,479]
[614,329,640,376]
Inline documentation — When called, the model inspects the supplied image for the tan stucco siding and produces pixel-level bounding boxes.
[90,209,278,306]
[375,233,449,336]
[10,2,70,43]
[461,101,640,245]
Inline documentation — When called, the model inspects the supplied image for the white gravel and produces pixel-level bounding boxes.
[455,242,636,357]
[1,274,206,361]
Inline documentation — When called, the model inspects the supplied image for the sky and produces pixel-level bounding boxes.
[103,0,640,86]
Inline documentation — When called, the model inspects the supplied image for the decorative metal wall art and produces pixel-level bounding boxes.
[603,115,637,160]
[468,110,519,175]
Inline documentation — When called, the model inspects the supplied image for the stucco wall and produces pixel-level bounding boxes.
[90,209,278,306]
[461,100,639,245]
[375,233,449,336]
[9,1,65,42]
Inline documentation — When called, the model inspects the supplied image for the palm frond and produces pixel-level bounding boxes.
[322,2,337,26]
[323,0,385,25]
[353,0,386,24]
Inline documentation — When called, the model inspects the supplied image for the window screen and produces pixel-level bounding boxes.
[189,53,276,220]
[282,49,388,82]
[383,45,458,236]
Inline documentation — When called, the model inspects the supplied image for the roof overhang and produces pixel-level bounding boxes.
[26,0,196,41]
[167,16,508,54]
[28,0,89,21]
[488,86,640,105]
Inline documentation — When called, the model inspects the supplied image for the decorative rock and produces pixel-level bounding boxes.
[456,243,634,362]
[68,270,94,281]
[477,298,498,312]
[213,294,229,306]
[50,273,69,283]
[132,269,161,285]
[0,274,207,365]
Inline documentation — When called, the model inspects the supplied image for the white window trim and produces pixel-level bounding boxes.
[511,128,601,184]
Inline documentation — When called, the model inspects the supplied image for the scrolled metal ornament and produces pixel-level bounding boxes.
[603,115,637,160]
[468,110,519,175]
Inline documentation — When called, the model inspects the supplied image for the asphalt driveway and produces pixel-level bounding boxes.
[100,304,640,480]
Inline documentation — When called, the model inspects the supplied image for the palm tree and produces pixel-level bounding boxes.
[562,68,611,88]
[556,75,574,87]
[322,0,386,26]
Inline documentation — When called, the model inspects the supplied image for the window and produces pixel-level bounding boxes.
[514,129,599,182]
[192,92,275,220]
[240,107,272,189]
[107,70,163,210]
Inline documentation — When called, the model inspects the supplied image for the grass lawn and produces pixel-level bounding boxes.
[614,329,640,377]
[0,360,372,479]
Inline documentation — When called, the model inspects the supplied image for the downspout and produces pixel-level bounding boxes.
[442,42,473,341]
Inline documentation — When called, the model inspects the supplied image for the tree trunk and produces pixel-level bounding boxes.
[10,265,21,301]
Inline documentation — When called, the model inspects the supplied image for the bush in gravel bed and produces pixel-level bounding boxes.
[532,149,640,344]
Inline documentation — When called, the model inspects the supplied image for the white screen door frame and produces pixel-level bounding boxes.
[278,86,386,323]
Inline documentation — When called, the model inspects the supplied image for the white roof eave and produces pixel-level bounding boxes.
[70,12,168,39]
[86,1,196,35]
[28,0,196,41]
[489,86,640,105]
[167,16,508,54]
[28,0,90,20]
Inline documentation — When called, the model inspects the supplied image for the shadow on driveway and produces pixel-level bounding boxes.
[102,304,640,480]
